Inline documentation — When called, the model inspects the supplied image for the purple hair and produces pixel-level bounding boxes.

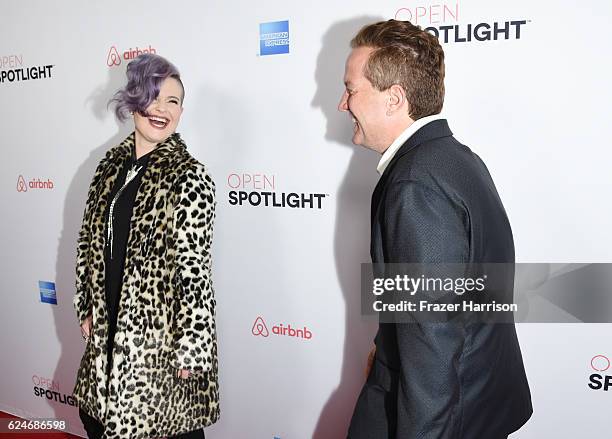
[110,54,184,122]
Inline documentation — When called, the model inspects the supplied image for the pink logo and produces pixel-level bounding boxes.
[17,175,27,192]
[591,355,611,372]
[252,317,269,337]
[251,316,313,340]
[107,46,121,67]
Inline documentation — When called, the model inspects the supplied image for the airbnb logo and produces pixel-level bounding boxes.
[107,46,121,66]
[17,175,27,192]
[251,316,313,341]
[252,316,269,337]
[107,44,157,67]
[16,175,54,192]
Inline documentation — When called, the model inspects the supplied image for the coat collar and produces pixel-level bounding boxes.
[381,119,453,178]
[109,131,186,169]
[370,119,453,224]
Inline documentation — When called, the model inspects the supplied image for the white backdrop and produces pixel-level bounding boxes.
[1,0,611,437]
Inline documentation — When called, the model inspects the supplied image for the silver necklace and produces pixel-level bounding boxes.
[107,164,143,259]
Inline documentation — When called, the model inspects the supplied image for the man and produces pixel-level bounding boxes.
[339,20,532,438]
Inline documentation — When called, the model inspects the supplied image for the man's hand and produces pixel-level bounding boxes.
[80,314,92,340]
[365,346,376,378]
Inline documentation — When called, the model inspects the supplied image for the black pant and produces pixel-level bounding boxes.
[79,408,205,439]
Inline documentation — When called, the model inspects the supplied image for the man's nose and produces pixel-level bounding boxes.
[338,91,349,112]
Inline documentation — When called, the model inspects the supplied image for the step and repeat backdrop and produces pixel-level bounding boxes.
[1,0,611,437]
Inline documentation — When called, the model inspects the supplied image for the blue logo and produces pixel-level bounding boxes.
[260,20,290,56]
[39,281,57,305]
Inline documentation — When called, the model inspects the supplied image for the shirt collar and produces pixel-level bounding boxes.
[376,114,445,175]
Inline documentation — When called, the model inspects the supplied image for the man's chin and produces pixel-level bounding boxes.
[352,136,378,152]
[351,134,364,147]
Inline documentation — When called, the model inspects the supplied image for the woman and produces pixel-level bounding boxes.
[73,54,219,439]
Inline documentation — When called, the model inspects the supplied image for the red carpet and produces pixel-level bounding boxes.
[0,412,81,438]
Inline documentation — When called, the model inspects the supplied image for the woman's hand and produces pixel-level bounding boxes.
[80,314,92,340]
[176,369,191,379]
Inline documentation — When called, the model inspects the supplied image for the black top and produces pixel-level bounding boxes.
[104,146,152,361]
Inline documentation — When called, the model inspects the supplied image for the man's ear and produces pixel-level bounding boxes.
[386,84,407,116]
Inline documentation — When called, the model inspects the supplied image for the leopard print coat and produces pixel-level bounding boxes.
[73,132,219,438]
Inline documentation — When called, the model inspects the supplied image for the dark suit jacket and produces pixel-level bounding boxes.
[348,120,532,438]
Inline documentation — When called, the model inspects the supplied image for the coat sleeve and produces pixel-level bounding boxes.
[383,180,469,438]
[73,157,107,325]
[170,164,217,373]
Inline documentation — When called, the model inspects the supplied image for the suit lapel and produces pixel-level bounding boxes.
[370,119,454,228]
